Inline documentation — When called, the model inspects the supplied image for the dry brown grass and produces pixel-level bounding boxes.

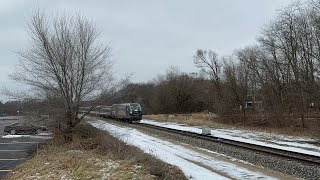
[9,147,106,179]
[7,122,186,180]
[144,113,320,138]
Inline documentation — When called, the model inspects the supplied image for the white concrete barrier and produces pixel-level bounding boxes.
[202,126,211,135]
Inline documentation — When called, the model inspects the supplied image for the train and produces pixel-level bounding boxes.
[79,103,142,123]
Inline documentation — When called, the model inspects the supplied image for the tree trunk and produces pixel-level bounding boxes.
[62,110,76,142]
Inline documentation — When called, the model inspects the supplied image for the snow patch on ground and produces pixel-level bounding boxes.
[1,134,52,139]
[0,116,24,120]
[37,132,52,136]
[141,119,320,157]
[89,120,277,180]
[2,135,27,138]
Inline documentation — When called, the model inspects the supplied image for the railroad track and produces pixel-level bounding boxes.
[99,117,320,166]
[134,122,320,166]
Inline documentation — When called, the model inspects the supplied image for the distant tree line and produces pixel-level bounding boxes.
[113,1,320,130]
[0,99,48,116]
[111,67,209,114]
[0,101,21,116]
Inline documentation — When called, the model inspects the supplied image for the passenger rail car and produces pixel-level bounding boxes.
[99,106,112,118]
[91,106,101,116]
[79,106,91,114]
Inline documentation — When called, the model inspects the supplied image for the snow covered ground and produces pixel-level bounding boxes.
[1,134,52,139]
[141,119,320,157]
[89,119,291,180]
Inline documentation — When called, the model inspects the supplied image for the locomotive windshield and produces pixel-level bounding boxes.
[130,103,141,111]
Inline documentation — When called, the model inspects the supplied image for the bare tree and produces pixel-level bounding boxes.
[194,50,222,91]
[193,49,224,113]
[12,11,114,141]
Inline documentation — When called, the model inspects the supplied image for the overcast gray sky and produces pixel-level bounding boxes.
[0,0,294,100]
